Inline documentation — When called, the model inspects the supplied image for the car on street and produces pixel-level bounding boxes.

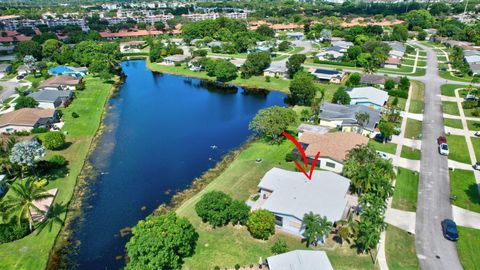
[16,74,25,80]
[374,133,392,143]
[437,136,449,155]
[441,219,459,241]
[473,162,480,170]
[474,131,480,137]
[437,136,447,145]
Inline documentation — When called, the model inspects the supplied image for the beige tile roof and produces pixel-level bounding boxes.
[0,108,55,127]
[38,75,80,89]
[299,131,368,162]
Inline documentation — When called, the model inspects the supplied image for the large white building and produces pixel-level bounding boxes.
[182,12,247,21]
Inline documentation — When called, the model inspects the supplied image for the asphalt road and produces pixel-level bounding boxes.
[413,43,463,270]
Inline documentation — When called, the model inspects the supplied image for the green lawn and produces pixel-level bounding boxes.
[175,139,375,269]
[446,134,472,164]
[392,168,419,211]
[457,226,480,270]
[442,101,460,116]
[0,76,113,269]
[464,107,480,118]
[471,137,480,162]
[441,84,466,97]
[450,169,480,213]
[389,96,407,111]
[444,118,464,129]
[400,146,421,161]
[467,120,480,131]
[385,225,419,270]
[439,71,476,83]
[368,140,397,154]
[405,119,422,139]
[408,81,424,114]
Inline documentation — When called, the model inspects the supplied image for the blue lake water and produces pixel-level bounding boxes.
[70,60,286,269]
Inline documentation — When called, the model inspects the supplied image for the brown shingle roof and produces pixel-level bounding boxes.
[0,108,55,127]
[298,131,368,162]
[38,75,80,89]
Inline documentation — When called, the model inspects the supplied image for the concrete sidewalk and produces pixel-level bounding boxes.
[392,136,421,150]
[452,205,480,229]
[386,208,416,234]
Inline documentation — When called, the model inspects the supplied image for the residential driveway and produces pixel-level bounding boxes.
[452,205,480,229]
[0,80,19,102]
[412,42,463,270]
[385,208,416,234]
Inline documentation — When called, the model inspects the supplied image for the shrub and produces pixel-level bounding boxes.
[388,90,408,99]
[31,127,49,134]
[0,219,29,244]
[472,108,480,117]
[43,131,66,150]
[271,239,288,254]
[228,200,250,225]
[71,112,79,118]
[462,100,478,109]
[246,209,275,240]
[265,76,271,82]
[195,191,232,227]
[13,131,30,136]
[234,264,241,270]
[49,155,67,168]
[76,80,86,91]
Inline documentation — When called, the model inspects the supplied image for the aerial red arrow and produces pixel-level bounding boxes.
[282,131,320,180]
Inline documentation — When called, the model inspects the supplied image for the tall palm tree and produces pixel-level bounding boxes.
[337,212,357,246]
[1,178,53,232]
[355,111,370,135]
[302,212,333,246]
[35,203,67,234]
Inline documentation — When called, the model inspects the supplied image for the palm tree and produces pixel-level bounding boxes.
[355,111,370,135]
[35,203,67,234]
[337,213,357,246]
[1,178,53,232]
[302,212,333,246]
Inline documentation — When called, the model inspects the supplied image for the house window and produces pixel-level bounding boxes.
[326,162,336,168]
[275,215,283,226]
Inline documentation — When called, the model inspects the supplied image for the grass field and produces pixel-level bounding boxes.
[439,71,475,83]
[471,137,480,162]
[392,168,419,212]
[442,101,460,116]
[457,226,480,270]
[408,81,424,114]
[446,134,471,164]
[0,76,113,270]
[441,84,466,97]
[450,169,480,213]
[175,139,376,269]
[444,118,464,129]
[388,96,407,111]
[385,225,419,270]
[400,146,421,161]
[405,119,423,139]
[368,140,397,154]
[467,120,480,131]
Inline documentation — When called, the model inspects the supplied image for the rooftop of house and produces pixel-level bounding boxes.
[48,65,87,75]
[385,57,401,65]
[265,62,287,73]
[297,123,329,134]
[360,73,400,85]
[347,86,389,106]
[319,102,381,131]
[38,75,80,88]
[164,54,188,62]
[465,55,480,64]
[312,68,342,76]
[299,131,368,161]
[99,29,162,38]
[0,108,55,127]
[229,58,246,68]
[258,167,350,222]
[387,41,406,53]
[267,250,333,270]
[29,90,73,103]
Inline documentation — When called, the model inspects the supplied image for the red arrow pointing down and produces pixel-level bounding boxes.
[282,131,320,180]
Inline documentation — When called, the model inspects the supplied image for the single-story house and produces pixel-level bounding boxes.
[252,167,351,237]
[28,90,73,109]
[469,63,480,76]
[267,250,334,270]
[347,86,389,110]
[17,64,29,76]
[0,63,12,75]
[297,123,329,137]
[230,58,246,69]
[286,32,304,40]
[387,41,406,59]
[264,63,288,78]
[120,41,146,53]
[37,75,81,91]
[48,65,88,77]
[310,68,346,84]
[384,57,401,69]
[316,50,344,61]
[331,40,353,50]
[360,74,400,88]
[188,56,204,71]
[207,41,222,48]
[0,108,56,133]
[162,54,189,65]
[319,102,381,137]
[297,131,369,173]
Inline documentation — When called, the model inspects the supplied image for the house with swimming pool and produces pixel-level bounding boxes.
[250,168,352,238]
[347,86,389,111]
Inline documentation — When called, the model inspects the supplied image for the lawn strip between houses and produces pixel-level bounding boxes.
[392,168,419,212]
[457,226,480,270]
[446,135,472,165]
[385,224,419,270]
[450,169,480,213]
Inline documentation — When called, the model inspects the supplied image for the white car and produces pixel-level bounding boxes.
[473,162,480,170]
[376,151,389,160]
[439,143,449,155]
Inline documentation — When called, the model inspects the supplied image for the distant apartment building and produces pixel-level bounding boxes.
[182,12,247,21]
[1,17,89,31]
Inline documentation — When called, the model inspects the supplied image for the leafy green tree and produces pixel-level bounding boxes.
[346,72,361,87]
[246,209,275,240]
[289,71,318,105]
[332,87,351,105]
[125,213,198,270]
[32,32,58,44]
[378,121,395,143]
[417,31,427,41]
[214,60,238,83]
[42,39,64,60]
[399,76,410,91]
[271,239,288,254]
[405,9,434,30]
[357,53,375,73]
[391,24,409,42]
[355,111,370,134]
[42,132,66,150]
[249,106,297,141]
[228,200,250,225]
[1,178,53,231]
[346,46,362,62]
[302,212,332,246]
[154,21,165,31]
[240,52,271,78]
[256,24,275,38]
[384,80,396,90]
[16,40,42,59]
[286,54,306,78]
[278,40,290,51]
[195,191,232,227]
[14,96,38,110]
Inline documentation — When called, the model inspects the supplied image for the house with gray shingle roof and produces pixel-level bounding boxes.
[251,167,351,238]
[28,90,73,109]
[318,102,381,137]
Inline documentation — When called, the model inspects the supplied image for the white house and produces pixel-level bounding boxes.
[267,250,334,270]
[264,62,288,78]
[252,168,351,237]
[0,108,55,133]
[162,54,189,65]
[347,86,389,110]
[37,75,80,91]
[28,90,73,109]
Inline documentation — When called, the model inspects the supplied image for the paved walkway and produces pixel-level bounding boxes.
[385,208,416,234]
[391,136,421,150]
[448,160,474,171]
[403,112,423,121]
[393,157,421,171]
[452,205,480,229]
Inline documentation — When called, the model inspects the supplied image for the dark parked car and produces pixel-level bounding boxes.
[374,133,392,143]
[441,219,459,241]
[473,162,480,170]
[437,136,447,145]
[16,74,25,80]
